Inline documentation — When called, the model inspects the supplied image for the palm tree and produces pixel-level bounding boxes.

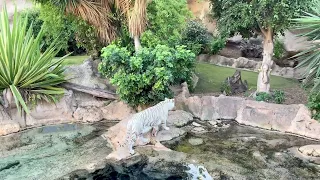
[33,0,148,51]
[292,0,320,93]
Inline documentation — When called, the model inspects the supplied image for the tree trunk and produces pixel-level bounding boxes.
[257,26,274,93]
[134,35,141,52]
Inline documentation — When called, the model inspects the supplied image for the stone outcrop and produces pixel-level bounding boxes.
[176,83,320,140]
[0,120,20,136]
[64,58,116,92]
[299,145,320,157]
[25,90,75,127]
[167,110,193,127]
[223,70,248,94]
[197,54,302,79]
[239,39,263,58]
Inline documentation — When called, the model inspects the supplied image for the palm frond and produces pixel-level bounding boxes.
[65,0,118,43]
[292,0,320,92]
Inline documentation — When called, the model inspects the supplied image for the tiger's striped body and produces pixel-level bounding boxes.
[122,98,175,154]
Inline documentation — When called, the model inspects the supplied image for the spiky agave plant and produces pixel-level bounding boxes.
[292,0,320,94]
[0,5,69,115]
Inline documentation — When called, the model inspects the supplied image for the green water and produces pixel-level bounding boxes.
[166,121,320,179]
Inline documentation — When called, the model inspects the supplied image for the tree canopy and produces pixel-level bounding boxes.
[210,0,313,38]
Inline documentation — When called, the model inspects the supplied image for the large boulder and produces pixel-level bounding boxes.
[239,39,263,58]
[167,110,193,127]
[299,145,320,157]
[176,84,320,140]
[287,104,320,140]
[0,120,20,136]
[183,95,245,120]
[236,100,300,131]
[64,58,116,92]
[25,90,75,127]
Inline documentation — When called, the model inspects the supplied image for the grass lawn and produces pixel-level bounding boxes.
[195,62,301,93]
[54,55,90,66]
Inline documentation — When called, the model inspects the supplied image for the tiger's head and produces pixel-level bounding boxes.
[164,98,175,110]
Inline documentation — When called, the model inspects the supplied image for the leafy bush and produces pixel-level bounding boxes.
[73,17,104,57]
[210,37,226,54]
[20,5,102,56]
[0,6,67,114]
[181,20,209,55]
[220,81,232,96]
[140,0,192,48]
[273,90,285,104]
[308,93,320,121]
[255,90,286,104]
[255,92,273,102]
[273,39,285,59]
[38,4,79,56]
[98,44,195,106]
[19,8,43,37]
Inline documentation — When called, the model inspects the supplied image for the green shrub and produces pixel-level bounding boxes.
[19,8,43,37]
[20,4,102,56]
[0,6,67,114]
[308,93,320,121]
[273,90,285,104]
[210,37,226,54]
[98,44,195,106]
[140,0,192,48]
[73,17,104,57]
[181,20,209,55]
[255,92,273,102]
[220,81,232,96]
[274,39,285,60]
[38,4,78,56]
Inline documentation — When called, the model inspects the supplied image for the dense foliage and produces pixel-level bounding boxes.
[210,37,226,54]
[273,39,286,60]
[0,6,67,114]
[180,20,210,55]
[98,44,195,106]
[273,90,285,104]
[308,93,320,121]
[292,0,320,92]
[20,4,102,56]
[140,0,192,48]
[255,90,286,104]
[210,0,313,38]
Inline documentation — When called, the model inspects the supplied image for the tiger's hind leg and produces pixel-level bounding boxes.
[127,132,137,155]
[151,126,159,137]
[138,135,150,146]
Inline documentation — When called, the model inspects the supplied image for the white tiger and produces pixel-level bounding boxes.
[121,98,175,154]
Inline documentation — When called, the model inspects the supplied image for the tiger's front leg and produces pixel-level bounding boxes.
[127,133,137,155]
[150,126,159,145]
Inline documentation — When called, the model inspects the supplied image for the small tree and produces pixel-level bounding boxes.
[210,0,313,93]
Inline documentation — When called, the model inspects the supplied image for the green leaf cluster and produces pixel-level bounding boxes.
[210,0,313,38]
[0,6,68,114]
[255,90,286,104]
[140,0,192,48]
[180,20,210,55]
[98,44,195,106]
[308,93,320,121]
[20,4,102,56]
